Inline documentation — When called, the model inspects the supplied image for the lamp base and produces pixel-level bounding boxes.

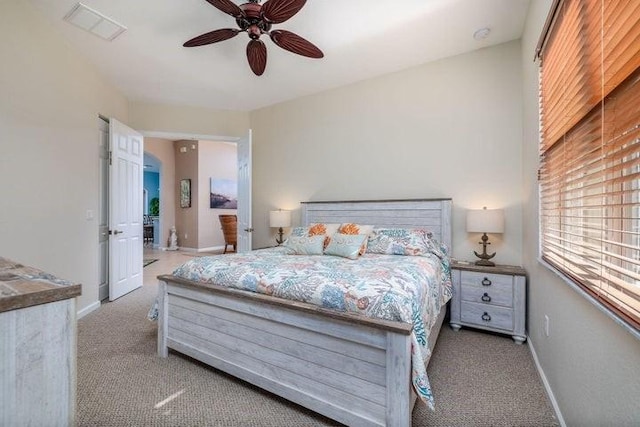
[473,232,497,267]
[474,258,496,267]
[275,227,284,245]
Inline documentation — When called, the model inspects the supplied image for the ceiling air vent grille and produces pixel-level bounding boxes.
[63,2,127,41]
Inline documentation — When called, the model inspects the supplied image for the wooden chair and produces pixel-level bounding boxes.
[143,215,153,246]
[218,214,237,254]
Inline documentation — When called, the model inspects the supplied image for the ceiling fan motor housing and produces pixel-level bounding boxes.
[236,2,271,39]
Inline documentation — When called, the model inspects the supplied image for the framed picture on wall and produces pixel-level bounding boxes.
[180,179,191,208]
[210,178,238,209]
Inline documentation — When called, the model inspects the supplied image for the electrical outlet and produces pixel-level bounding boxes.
[544,315,550,337]
[184,233,188,240]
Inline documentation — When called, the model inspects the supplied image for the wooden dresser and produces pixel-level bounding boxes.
[0,257,81,426]
[449,261,527,344]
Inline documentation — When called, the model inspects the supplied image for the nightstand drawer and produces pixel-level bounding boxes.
[460,301,513,331]
[460,270,513,289]
[460,283,512,307]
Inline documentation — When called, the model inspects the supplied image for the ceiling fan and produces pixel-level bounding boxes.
[184,0,324,76]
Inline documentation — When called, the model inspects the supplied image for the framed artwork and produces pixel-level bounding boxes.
[180,179,191,208]
[210,178,238,209]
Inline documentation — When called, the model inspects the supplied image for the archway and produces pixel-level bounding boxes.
[143,152,162,248]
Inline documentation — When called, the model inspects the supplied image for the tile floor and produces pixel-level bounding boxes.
[142,247,223,285]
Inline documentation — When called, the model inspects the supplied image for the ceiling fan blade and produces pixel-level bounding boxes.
[270,29,323,58]
[262,0,306,24]
[183,29,241,47]
[247,40,267,76]
[204,0,245,18]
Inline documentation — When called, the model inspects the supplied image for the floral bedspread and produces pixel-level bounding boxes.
[157,246,451,409]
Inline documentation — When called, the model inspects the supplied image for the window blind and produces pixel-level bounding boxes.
[538,0,640,330]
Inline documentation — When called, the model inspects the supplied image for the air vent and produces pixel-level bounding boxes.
[63,3,127,41]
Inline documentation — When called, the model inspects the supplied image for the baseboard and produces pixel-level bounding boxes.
[528,338,566,427]
[177,246,225,253]
[77,300,101,319]
[177,247,197,253]
[197,246,225,253]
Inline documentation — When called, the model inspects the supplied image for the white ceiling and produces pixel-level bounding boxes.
[27,0,531,111]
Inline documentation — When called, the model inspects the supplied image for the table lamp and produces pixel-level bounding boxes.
[466,207,504,266]
[269,210,291,245]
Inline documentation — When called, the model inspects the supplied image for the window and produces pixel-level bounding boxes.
[537,0,640,331]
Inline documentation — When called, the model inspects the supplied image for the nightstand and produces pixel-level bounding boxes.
[450,261,527,344]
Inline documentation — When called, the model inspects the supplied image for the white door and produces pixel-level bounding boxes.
[98,118,110,301]
[237,130,252,252]
[109,119,144,300]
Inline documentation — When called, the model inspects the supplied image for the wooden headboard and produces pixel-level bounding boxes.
[300,199,452,249]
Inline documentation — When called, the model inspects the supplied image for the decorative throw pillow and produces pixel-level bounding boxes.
[367,228,433,256]
[324,233,368,260]
[308,223,340,248]
[337,223,373,255]
[338,223,374,236]
[283,235,325,255]
[289,226,310,237]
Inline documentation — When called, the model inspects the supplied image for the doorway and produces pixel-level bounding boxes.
[98,125,252,303]
[98,117,145,302]
[98,117,109,301]
[141,131,252,253]
[143,152,161,248]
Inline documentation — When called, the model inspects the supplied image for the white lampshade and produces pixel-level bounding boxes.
[269,210,291,228]
[467,207,505,234]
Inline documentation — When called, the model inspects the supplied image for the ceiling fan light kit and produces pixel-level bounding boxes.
[184,0,323,76]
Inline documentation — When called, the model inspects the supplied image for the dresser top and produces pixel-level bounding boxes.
[452,260,526,276]
[0,257,81,313]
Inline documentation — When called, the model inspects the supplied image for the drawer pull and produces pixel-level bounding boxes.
[481,293,492,302]
[481,312,491,322]
[482,277,492,286]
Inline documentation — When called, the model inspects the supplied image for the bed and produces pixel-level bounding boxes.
[156,199,452,426]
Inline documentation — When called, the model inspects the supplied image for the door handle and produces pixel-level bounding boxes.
[109,230,124,235]
[244,228,254,232]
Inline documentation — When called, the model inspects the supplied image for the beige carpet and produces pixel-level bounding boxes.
[77,277,558,426]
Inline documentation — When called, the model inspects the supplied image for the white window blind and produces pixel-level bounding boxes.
[538,0,640,330]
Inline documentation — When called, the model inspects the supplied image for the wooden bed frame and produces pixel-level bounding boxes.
[157,199,452,426]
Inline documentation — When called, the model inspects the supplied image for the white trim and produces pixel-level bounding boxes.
[197,246,225,253]
[528,339,566,427]
[77,300,101,319]
[538,257,640,341]
[140,130,240,143]
[178,246,225,253]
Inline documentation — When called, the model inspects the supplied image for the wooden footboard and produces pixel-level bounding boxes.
[157,277,427,427]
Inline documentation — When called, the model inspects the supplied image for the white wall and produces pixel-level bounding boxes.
[129,102,250,138]
[0,0,128,313]
[250,41,524,263]
[198,141,237,250]
[521,1,640,425]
